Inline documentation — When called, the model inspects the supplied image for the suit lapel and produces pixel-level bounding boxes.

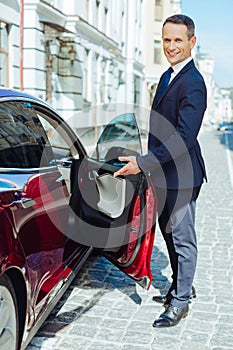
[154,60,195,109]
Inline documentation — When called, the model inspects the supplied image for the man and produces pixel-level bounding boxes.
[114,14,207,327]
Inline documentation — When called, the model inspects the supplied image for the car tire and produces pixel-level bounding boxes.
[0,274,19,350]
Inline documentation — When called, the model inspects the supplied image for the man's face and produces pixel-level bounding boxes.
[162,22,196,66]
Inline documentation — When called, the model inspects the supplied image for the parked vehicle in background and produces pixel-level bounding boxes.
[217,121,233,131]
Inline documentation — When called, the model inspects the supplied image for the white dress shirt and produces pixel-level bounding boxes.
[169,56,193,83]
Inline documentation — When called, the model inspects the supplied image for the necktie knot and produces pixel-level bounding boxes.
[166,66,174,75]
[156,67,173,102]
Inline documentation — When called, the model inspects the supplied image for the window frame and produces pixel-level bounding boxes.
[0,21,9,87]
[154,39,162,64]
[154,0,163,21]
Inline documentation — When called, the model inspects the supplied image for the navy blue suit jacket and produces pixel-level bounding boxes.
[137,59,207,189]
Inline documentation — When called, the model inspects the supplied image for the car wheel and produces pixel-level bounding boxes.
[0,274,19,350]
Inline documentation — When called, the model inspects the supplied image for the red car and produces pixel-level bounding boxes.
[0,89,156,350]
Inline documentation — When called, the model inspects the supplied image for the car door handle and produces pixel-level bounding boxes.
[88,170,98,180]
[56,158,72,168]
[13,198,36,209]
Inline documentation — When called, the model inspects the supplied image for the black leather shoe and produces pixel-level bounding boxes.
[153,304,189,328]
[152,285,196,305]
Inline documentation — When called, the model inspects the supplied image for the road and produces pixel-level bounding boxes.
[26,125,233,350]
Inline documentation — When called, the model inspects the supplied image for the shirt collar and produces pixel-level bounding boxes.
[172,56,193,75]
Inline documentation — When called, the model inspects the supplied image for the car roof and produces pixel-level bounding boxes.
[0,88,42,103]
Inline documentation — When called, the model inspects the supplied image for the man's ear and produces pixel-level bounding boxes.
[190,35,197,49]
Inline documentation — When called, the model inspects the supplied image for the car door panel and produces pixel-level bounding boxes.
[70,157,140,237]
[34,108,91,271]
[105,179,156,289]
[69,112,157,289]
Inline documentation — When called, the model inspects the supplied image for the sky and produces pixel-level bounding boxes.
[182,0,233,88]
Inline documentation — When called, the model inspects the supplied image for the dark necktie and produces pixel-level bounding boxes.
[156,67,173,102]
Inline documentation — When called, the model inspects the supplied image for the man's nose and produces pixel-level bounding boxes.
[169,41,176,50]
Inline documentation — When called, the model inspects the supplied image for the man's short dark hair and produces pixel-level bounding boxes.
[163,14,195,40]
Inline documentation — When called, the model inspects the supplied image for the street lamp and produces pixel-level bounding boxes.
[49,37,60,57]
[45,38,59,102]
[68,45,77,64]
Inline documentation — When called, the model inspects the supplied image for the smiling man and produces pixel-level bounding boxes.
[114,14,207,328]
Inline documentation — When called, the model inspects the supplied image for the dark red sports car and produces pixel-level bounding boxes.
[0,89,156,350]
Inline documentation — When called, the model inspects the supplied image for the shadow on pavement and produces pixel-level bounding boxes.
[35,245,170,340]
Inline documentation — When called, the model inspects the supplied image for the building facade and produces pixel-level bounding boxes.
[0,0,231,126]
[142,0,181,107]
[0,0,145,122]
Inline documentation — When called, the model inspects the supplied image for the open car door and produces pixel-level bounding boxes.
[69,112,156,290]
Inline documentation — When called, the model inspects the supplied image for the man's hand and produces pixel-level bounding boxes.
[113,156,141,177]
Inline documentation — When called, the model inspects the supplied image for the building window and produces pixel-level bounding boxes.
[100,58,106,103]
[84,49,90,102]
[96,0,100,28]
[134,75,140,105]
[154,40,161,64]
[86,0,90,21]
[103,7,109,34]
[155,0,163,21]
[0,21,9,87]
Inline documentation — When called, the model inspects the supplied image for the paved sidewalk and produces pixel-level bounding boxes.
[27,126,233,350]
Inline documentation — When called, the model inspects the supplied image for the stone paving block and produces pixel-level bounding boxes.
[192,311,218,322]
[151,323,183,337]
[210,333,233,349]
[151,333,182,349]
[181,330,210,343]
[106,306,136,320]
[122,330,153,345]
[192,300,218,311]
[68,323,98,338]
[88,343,122,350]
[94,327,125,343]
[56,337,90,349]
[186,319,215,333]
[122,345,151,350]
[126,321,153,335]
[100,318,129,329]
[28,336,60,349]
[180,343,212,350]
[71,314,103,327]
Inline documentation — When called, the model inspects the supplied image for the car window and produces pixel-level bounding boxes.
[36,109,80,192]
[37,115,71,161]
[0,101,53,169]
[95,113,142,161]
[74,113,142,161]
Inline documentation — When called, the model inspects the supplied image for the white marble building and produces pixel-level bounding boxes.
[0,0,145,122]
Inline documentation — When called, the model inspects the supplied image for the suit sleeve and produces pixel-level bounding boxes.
[137,77,207,173]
